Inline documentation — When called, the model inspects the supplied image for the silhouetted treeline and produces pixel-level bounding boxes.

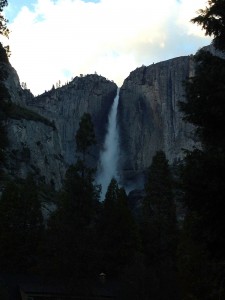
[0,65,225,298]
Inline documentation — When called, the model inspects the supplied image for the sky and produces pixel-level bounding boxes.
[1,0,211,95]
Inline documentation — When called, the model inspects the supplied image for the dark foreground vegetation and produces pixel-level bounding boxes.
[0,0,225,299]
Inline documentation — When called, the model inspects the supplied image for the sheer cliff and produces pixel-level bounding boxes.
[0,45,117,189]
[118,56,196,185]
[27,75,117,165]
[2,42,213,190]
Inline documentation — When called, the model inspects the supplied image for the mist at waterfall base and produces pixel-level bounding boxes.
[96,90,120,201]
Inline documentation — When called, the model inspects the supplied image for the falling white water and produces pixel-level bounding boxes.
[97,88,120,200]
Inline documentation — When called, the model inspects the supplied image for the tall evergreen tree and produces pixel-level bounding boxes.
[143,151,177,261]
[75,113,96,162]
[46,162,100,280]
[179,51,225,256]
[141,151,178,300]
[180,50,225,149]
[0,176,43,272]
[178,1,225,298]
[191,0,225,51]
[46,113,100,281]
[98,178,140,277]
[178,53,225,299]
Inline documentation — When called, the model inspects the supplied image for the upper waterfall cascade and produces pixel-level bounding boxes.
[97,88,120,200]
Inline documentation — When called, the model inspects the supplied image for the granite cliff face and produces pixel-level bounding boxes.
[0,48,117,189]
[5,118,65,189]
[118,56,196,185]
[1,54,65,189]
[2,43,213,190]
[27,75,117,165]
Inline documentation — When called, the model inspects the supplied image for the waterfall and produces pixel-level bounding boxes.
[97,88,120,200]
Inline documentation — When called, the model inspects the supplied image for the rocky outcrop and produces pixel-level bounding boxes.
[27,75,117,165]
[118,56,196,185]
[0,59,66,188]
[202,44,225,59]
[5,119,65,189]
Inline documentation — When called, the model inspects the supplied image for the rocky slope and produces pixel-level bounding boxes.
[118,55,196,186]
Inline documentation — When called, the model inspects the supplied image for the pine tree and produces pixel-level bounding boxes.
[98,178,140,278]
[141,151,178,300]
[75,113,96,162]
[179,50,225,149]
[178,1,225,297]
[191,0,225,51]
[178,53,225,297]
[0,176,43,272]
[46,113,100,281]
[143,151,177,260]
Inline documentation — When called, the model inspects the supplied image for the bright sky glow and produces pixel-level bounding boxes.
[1,0,211,95]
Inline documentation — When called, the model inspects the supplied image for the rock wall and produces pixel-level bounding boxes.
[118,56,196,185]
[27,75,117,165]
[5,119,65,189]
[1,48,117,189]
[2,43,219,190]
[0,58,67,189]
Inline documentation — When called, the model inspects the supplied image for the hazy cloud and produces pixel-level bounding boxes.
[2,0,211,95]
